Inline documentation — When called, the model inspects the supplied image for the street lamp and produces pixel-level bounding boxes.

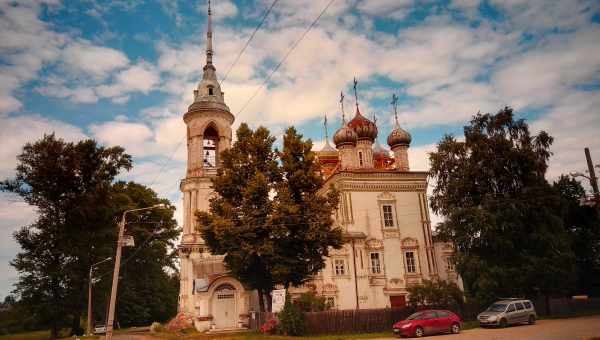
[87,257,111,336]
[105,203,168,340]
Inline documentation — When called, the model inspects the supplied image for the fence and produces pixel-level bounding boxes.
[248,298,600,335]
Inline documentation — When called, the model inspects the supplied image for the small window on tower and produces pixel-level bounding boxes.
[359,151,363,166]
[203,126,218,168]
[208,87,214,95]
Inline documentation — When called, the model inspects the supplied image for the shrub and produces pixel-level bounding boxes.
[259,318,279,334]
[278,294,305,336]
[407,279,464,308]
[150,322,164,333]
[295,292,330,312]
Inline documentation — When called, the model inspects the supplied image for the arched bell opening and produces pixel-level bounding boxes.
[203,125,219,168]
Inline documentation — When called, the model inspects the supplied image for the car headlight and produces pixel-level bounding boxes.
[487,315,498,321]
[401,323,412,329]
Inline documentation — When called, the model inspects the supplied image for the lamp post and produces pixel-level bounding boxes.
[87,257,111,336]
[105,204,167,340]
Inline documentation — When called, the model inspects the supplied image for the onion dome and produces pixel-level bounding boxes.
[333,124,358,147]
[348,107,378,141]
[387,125,412,148]
[373,142,389,158]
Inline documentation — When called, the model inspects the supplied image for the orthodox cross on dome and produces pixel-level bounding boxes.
[391,93,399,126]
[339,91,346,124]
[353,77,359,110]
[205,0,214,66]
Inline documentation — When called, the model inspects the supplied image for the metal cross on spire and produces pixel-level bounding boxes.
[324,113,329,140]
[391,93,399,126]
[205,0,214,66]
[353,77,359,109]
[340,91,346,123]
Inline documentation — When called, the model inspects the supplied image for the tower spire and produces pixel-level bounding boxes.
[353,77,359,110]
[206,0,214,67]
[324,113,329,141]
[340,91,346,124]
[391,93,399,127]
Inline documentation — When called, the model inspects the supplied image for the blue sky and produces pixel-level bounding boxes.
[1,0,599,298]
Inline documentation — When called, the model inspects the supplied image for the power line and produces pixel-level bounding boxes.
[220,0,279,86]
[235,0,337,119]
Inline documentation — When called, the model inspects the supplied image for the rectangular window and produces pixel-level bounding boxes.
[325,296,335,308]
[382,205,394,228]
[370,252,381,274]
[516,302,524,310]
[524,301,532,309]
[405,251,416,273]
[359,151,363,166]
[334,259,345,276]
[446,257,454,271]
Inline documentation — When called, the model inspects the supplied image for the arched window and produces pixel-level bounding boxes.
[203,125,218,168]
[208,86,214,96]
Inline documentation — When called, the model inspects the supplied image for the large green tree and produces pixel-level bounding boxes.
[198,124,342,311]
[2,134,180,336]
[553,175,600,296]
[429,107,575,304]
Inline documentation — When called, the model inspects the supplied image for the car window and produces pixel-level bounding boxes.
[487,303,508,312]
[516,302,524,310]
[507,304,516,312]
[524,301,532,309]
[407,312,422,320]
[437,311,450,317]
[423,312,435,319]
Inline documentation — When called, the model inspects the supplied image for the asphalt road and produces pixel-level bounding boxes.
[377,315,600,340]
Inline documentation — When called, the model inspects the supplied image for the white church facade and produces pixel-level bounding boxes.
[177,2,461,332]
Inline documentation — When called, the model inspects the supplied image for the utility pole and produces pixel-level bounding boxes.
[105,204,165,340]
[87,257,111,336]
[585,147,600,212]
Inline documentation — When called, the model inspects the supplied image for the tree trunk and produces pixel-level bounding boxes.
[258,289,265,312]
[71,310,82,335]
[265,289,273,312]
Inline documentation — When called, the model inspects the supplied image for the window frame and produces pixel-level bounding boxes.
[333,258,346,276]
[405,251,417,273]
[382,204,395,228]
[369,252,381,274]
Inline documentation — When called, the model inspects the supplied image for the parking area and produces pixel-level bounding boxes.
[378,315,600,340]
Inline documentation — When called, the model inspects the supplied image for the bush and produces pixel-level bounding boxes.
[150,322,164,333]
[295,292,330,312]
[259,318,279,334]
[407,279,464,308]
[278,294,305,336]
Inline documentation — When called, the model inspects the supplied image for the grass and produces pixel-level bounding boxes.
[0,330,100,340]
[148,331,394,340]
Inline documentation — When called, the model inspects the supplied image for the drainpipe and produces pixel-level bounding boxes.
[351,239,360,309]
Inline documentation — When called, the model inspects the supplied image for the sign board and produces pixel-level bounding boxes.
[271,289,286,313]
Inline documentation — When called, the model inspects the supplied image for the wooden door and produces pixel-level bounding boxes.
[390,295,406,308]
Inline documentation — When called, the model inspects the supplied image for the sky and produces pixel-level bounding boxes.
[1,0,599,299]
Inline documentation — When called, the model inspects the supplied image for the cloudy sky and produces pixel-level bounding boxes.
[1,0,599,298]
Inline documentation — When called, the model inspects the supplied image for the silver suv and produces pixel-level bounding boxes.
[478,299,537,327]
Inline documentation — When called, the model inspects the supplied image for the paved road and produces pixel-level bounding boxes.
[376,315,600,340]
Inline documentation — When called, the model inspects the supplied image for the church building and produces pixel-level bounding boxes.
[178,2,460,332]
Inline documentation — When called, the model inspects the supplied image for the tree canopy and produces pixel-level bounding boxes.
[198,124,342,311]
[1,134,179,337]
[429,107,576,303]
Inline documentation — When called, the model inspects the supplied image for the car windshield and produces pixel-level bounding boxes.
[406,312,423,320]
[487,303,508,312]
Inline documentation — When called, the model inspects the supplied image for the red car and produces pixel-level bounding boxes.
[393,310,462,338]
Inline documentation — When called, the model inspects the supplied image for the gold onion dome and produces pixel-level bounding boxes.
[333,124,358,147]
[348,107,378,141]
[387,125,412,148]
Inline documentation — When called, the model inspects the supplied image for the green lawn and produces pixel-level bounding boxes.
[148,331,394,340]
[0,330,100,340]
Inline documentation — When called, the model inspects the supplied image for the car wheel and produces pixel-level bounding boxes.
[500,318,508,328]
[451,323,461,334]
[414,326,424,338]
[528,315,536,325]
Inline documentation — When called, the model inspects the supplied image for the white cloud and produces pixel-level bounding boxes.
[0,114,87,179]
[96,61,160,98]
[357,0,414,20]
[60,40,129,80]
[198,0,238,21]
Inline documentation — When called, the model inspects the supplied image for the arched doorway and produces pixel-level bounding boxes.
[212,283,237,328]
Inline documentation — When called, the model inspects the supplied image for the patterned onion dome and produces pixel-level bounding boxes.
[387,125,412,148]
[373,142,389,158]
[348,107,378,141]
[333,124,358,147]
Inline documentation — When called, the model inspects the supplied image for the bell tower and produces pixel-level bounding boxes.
[179,0,234,314]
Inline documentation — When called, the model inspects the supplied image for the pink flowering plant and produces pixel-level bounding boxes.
[259,318,279,334]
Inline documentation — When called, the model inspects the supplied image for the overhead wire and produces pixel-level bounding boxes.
[235,0,337,119]
[220,0,280,86]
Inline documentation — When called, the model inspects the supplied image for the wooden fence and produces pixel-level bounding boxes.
[248,298,600,335]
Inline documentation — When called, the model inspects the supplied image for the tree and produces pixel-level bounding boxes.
[429,107,575,304]
[407,279,464,308]
[2,134,132,337]
[198,124,342,311]
[553,175,600,296]
[2,135,181,336]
